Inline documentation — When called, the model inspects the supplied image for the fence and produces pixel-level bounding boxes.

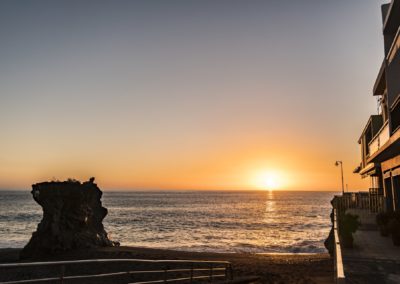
[333,189,384,213]
[0,258,233,284]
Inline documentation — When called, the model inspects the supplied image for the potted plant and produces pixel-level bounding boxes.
[339,213,360,248]
[376,212,391,237]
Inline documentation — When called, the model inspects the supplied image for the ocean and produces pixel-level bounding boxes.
[0,190,336,254]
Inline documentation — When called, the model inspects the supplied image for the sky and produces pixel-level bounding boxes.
[0,0,388,191]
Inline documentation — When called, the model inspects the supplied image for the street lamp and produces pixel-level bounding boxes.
[335,161,345,195]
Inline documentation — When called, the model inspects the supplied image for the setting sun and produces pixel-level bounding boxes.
[252,170,283,190]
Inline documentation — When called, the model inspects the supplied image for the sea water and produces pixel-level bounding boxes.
[0,190,336,253]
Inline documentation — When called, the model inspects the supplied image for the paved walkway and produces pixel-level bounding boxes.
[342,209,400,284]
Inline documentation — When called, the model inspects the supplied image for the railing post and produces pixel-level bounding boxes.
[190,263,194,284]
[229,263,233,281]
[209,264,213,282]
[60,265,65,284]
[164,266,168,284]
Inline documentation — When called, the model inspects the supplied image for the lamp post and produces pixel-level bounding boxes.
[335,161,344,195]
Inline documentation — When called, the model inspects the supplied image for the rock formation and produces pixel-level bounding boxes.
[324,199,335,256]
[20,178,119,259]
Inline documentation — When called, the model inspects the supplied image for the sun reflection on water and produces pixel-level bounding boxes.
[264,190,275,213]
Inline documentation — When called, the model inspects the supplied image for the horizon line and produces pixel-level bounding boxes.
[0,187,349,193]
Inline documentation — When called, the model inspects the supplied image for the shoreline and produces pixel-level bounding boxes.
[0,246,328,257]
[0,246,333,283]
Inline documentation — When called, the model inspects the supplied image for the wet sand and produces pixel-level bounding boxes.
[0,247,333,284]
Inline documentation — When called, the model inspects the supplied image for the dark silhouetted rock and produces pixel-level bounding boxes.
[324,201,335,256]
[20,178,119,259]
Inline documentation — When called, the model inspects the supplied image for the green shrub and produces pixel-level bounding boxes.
[339,213,360,248]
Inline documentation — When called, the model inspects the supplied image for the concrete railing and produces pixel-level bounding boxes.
[333,209,346,284]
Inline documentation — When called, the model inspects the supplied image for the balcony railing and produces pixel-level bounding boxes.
[368,121,390,157]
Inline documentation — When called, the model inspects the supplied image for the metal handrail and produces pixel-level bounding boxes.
[0,258,233,284]
[0,258,231,268]
[130,275,226,284]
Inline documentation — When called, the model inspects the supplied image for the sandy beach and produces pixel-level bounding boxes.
[0,246,333,284]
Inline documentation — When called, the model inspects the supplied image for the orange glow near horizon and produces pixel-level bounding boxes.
[0,124,369,191]
[0,139,369,191]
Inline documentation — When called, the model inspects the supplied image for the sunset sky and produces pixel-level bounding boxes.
[0,0,387,191]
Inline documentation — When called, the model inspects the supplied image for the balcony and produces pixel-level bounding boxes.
[358,115,384,168]
[359,163,379,178]
[373,60,386,96]
[391,94,400,133]
[368,121,390,157]
[383,0,400,35]
[367,123,400,164]
[387,26,400,64]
